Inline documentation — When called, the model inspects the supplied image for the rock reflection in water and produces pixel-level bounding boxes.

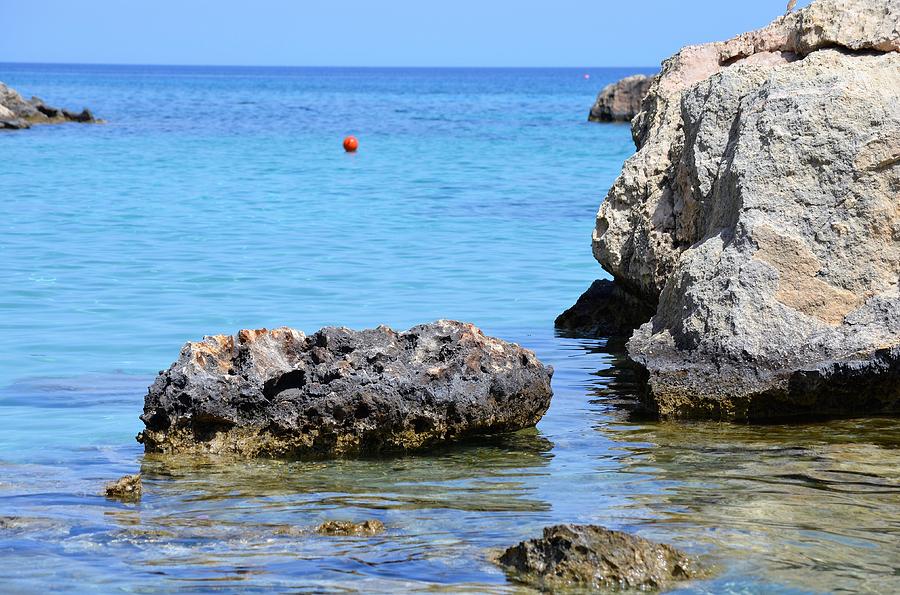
[108,431,553,591]
[578,338,900,594]
[139,429,553,510]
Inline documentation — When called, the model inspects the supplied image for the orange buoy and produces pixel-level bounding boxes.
[343,136,359,152]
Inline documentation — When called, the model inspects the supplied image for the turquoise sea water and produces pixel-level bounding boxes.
[1,64,898,593]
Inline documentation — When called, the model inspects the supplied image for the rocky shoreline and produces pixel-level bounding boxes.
[564,0,900,420]
[1,81,99,129]
[128,320,709,589]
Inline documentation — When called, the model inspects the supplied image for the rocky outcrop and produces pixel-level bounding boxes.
[138,321,553,458]
[588,74,653,123]
[496,524,700,591]
[579,0,900,419]
[0,82,98,130]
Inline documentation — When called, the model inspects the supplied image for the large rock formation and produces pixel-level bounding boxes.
[588,74,652,123]
[578,0,900,419]
[138,321,553,458]
[496,524,700,591]
[0,81,98,130]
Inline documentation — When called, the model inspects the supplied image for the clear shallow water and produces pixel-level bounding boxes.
[1,64,898,593]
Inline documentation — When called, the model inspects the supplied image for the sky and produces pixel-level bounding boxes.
[1,0,813,68]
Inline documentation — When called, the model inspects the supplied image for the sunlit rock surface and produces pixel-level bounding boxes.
[138,321,553,457]
[578,0,900,419]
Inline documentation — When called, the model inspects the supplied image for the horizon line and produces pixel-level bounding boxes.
[0,60,659,70]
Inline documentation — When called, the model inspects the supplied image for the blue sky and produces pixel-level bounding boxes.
[2,0,812,67]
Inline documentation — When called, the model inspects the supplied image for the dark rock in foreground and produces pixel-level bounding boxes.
[588,74,653,123]
[555,279,655,338]
[0,82,99,130]
[497,524,700,591]
[138,320,553,458]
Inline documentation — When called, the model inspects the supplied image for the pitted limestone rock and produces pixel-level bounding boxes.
[138,321,553,457]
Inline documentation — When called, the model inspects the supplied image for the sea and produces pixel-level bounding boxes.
[1,63,897,593]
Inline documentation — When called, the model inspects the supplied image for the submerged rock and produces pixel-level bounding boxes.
[0,516,67,534]
[572,0,900,420]
[0,81,99,130]
[588,74,653,123]
[138,321,553,458]
[104,474,142,502]
[315,519,385,536]
[0,516,34,531]
[497,524,700,591]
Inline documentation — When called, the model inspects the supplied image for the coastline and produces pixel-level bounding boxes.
[2,0,899,590]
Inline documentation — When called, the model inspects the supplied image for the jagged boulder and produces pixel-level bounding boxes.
[588,74,653,123]
[0,81,98,129]
[138,321,553,458]
[497,524,700,591]
[576,0,900,419]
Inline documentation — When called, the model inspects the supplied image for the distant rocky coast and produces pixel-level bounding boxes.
[0,81,98,129]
